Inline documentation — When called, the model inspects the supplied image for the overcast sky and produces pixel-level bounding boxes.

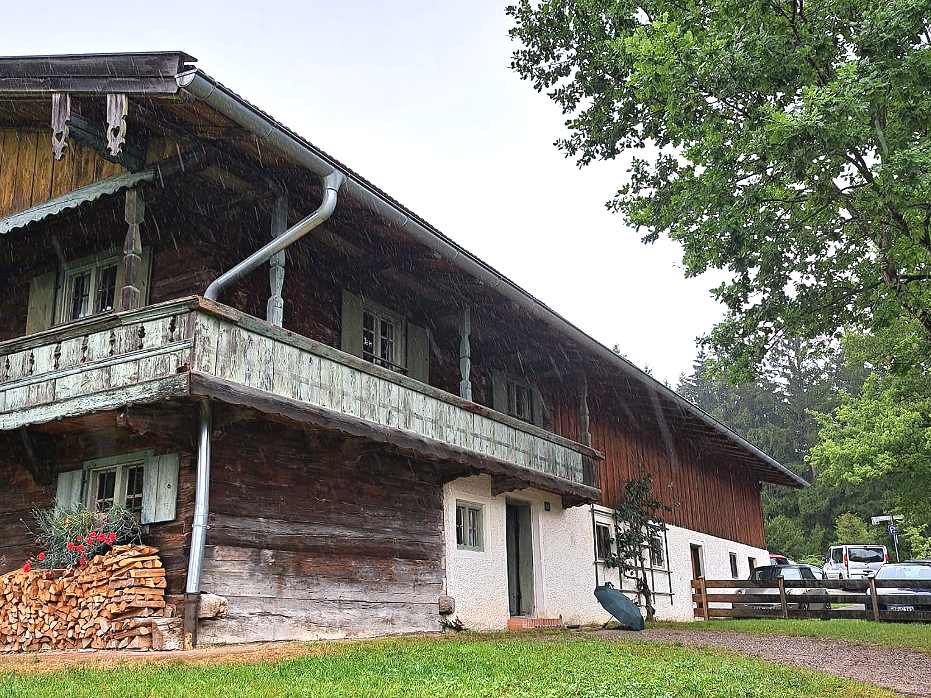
[6,1,730,384]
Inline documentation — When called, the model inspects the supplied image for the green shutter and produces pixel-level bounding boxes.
[407,322,430,384]
[141,453,179,524]
[531,386,545,428]
[26,270,58,334]
[491,370,507,413]
[55,469,83,509]
[138,245,153,304]
[340,290,364,358]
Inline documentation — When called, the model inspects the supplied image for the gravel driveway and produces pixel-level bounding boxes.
[592,628,931,697]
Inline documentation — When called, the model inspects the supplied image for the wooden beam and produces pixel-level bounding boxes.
[266,193,288,327]
[119,188,145,311]
[459,305,472,400]
[490,475,529,496]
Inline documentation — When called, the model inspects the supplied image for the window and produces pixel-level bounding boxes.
[85,451,151,516]
[506,377,534,423]
[362,306,406,373]
[595,522,612,561]
[831,547,844,563]
[455,501,484,552]
[729,552,739,579]
[55,451,180,525]
[748,556,757,572]
[58,253,121,324]
[649,533,666,569]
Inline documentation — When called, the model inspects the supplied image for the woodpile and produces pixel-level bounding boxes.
[0,545,174,652]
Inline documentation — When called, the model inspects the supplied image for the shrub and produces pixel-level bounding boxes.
[28,504,142,570]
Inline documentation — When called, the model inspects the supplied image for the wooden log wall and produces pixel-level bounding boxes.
[0,407,197,610]
[198,415,445,643]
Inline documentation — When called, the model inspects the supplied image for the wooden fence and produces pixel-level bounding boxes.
[691,577,931,622]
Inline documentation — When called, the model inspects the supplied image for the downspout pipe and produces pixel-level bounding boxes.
[185,399,212,647]
[204,171,344,303]
[176,70,806,490]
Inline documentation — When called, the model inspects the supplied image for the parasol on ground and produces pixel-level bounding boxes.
[594,585,645,631]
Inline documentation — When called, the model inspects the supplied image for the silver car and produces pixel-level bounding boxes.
[736,565,829,610]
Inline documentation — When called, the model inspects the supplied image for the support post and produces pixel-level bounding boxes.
[579,374,592,447]
[700,577,709,621]
[868,575,881,622]
[266,194,288,326]
[459,304,472,400]
[51,92,70,161]
[778,577,789,619]
[119,188,144,311]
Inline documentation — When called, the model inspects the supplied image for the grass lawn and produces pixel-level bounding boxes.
[652,618,931,654]
[0,635,896,698]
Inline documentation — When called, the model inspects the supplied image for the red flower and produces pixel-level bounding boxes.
[67,542,75,551]
[22,562,30,573]
[78,559,86,568]
[37,552,45,561]
[97,533,107,543]
[75,536,83,543]
[88,532,96,540]
[75,544,84,553]
[107,533,116,544]
[44,572,52,580]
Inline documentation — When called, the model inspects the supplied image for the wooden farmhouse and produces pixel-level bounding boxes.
[0,52,806,645]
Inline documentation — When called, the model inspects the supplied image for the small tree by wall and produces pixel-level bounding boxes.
[604,475,671,621]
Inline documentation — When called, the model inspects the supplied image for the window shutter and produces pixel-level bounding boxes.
[340,290,364,358]
[491,370,507,413]
[141,453,180,524]
[407,322,430,384]
[55,469,83,509]
[26,270,57,334]
[138,245,153,305]
[531,386,545,428]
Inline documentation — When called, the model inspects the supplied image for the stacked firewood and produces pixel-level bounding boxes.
[0,545,173,652]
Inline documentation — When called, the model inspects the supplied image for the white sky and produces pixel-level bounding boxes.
[6,0,730,384]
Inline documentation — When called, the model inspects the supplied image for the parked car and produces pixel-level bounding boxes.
[769,553,795,566]
[736,565,829,610]
[823,544,888,580]
[868,561,931,613]
[800,564,825,579]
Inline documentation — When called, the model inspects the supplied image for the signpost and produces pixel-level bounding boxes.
[872,515,903,562]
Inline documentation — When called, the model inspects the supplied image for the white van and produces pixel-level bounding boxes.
[823,544,888,579]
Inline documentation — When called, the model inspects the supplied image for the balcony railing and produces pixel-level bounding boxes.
[0,298,601,495]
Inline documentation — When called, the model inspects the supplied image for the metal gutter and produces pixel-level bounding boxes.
[185,399,212,647]
[176,69,807,490]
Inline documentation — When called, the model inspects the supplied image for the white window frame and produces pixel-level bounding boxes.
[56,250,122,325]
[594,521,613,562]
[455,500,484,552]
[83,450,153,516]
[361,300,408,374]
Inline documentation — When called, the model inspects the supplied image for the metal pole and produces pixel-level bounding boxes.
[185,399,212,647]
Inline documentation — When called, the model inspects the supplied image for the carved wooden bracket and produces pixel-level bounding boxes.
[51,92,70,161]
[106,93,128,157]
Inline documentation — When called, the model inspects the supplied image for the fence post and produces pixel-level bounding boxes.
[700,578,709,621]
[778,577,788,619]
[868,576,881,622]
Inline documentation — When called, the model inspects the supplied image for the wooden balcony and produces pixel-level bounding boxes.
[0,298,601,501]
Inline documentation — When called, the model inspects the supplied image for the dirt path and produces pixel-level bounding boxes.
[591,628,931,697]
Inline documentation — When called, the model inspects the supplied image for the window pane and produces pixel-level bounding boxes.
[95,264,118,313]
[94,470,116,511]
[70,271,92,320]
[124,465,145,515]
[379,318,394,366]
[468,508,478,547]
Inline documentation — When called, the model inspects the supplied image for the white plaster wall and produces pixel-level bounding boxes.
[443,476,769,628]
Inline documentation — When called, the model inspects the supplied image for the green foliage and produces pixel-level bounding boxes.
[811,319,931,551]
[833,513,874,545]
[604,475,671,619]
[508,0,931,379]
[28,504,142,570]
[0,636,896,697]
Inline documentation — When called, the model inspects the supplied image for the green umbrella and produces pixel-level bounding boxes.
[594,585,645,631]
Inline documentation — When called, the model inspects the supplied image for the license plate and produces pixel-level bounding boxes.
[888,605,914,612]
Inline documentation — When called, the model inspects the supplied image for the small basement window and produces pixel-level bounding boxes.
[595,522,613,561]
[455,501,484,552]
[729,552,739,579]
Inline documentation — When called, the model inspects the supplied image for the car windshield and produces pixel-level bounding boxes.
[876,565,931,580]
[848,547,885,563]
